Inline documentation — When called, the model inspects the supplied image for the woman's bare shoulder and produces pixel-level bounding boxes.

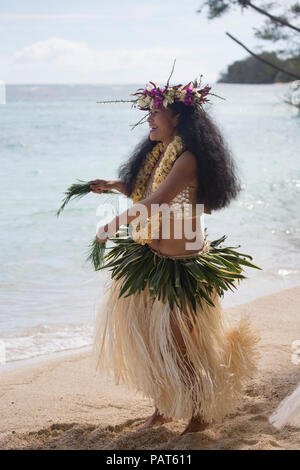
[175,150,197,171]
[175,150,198,187]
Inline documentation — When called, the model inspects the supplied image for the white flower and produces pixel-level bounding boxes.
[138,96,152,108]
[175,90,185,101]
[164,92,175,105]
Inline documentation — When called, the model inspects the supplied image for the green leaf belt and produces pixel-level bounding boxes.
[94,229,261,317]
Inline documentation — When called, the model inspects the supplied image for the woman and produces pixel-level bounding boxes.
[90,79,260,435]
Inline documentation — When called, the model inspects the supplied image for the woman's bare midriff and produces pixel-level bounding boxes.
[148,229,204,257]
[147,203,205,256]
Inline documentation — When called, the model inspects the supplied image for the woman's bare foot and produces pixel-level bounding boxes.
[180,415,209,436]
[137,408,173,430]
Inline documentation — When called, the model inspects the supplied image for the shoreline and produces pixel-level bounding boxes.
[1,277,300,373]
[0,345,91,375]
[0,285,300,450]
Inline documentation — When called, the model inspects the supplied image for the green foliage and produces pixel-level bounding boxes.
[218,52,300,83]
[197,1,300,60]
[89,228,261,317]
[56,180,91,216]
[86,237,108,270]
[56,180,118,216]
[292,3,300,15]
[197,0,231,18]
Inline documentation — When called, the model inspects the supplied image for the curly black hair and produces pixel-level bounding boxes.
[118,102,241,211]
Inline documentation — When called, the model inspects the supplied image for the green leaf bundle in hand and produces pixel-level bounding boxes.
[56,179,118,216]
[86,229,127,271]
[86,237,107,270]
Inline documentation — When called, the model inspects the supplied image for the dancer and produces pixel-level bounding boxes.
[91,72,260,435]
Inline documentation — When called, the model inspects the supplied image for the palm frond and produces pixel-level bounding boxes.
[88,232,262,317]
[56,179,118,216]
[86,237,107,270]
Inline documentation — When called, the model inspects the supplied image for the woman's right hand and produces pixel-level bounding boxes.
[89,179,116,194]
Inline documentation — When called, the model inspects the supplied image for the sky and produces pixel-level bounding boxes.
[0,0,267,84]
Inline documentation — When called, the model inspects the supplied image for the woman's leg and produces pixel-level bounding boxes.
[137,406,172,430]
[137,308,190,431]
[169,309,209,435]
[137,308,208,433]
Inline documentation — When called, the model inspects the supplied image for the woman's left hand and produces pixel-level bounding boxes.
[96,225,110,243]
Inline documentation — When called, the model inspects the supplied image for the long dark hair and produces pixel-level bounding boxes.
[118,102,241,211]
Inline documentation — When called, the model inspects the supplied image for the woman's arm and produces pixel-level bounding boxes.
[113,180,129,196]
[90,179,128,196]
[97,151,202,240]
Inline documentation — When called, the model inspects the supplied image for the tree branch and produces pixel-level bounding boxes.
[166,58,177,88]
[241,0,300,33]
[226,32,300,80]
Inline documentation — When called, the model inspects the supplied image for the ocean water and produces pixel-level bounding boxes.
[0,83,299,365]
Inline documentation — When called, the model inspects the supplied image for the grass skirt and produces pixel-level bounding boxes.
[93,242,260,423]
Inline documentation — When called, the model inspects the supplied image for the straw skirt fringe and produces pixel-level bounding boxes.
[93,275,260,423]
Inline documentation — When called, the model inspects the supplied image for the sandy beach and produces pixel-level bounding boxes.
[0,286,300,450]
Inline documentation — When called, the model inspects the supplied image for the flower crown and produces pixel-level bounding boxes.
[97,60,223,128]
[132,80,211,111]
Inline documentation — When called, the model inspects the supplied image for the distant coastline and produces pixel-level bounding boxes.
[218,52,300,84]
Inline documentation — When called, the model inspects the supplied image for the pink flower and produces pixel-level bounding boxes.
[153,95,164,108]
[184,90,194,106]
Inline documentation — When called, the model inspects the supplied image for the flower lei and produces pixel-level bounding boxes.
[130,135,185,245]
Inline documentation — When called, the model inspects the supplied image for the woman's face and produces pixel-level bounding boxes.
[147,106,179,144]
